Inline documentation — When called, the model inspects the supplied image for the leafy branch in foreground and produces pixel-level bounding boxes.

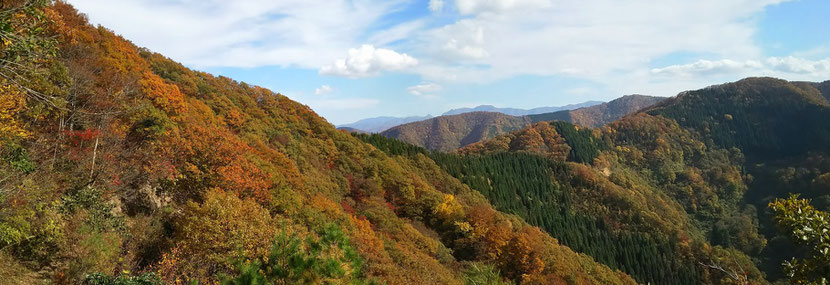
[770,195,830,285]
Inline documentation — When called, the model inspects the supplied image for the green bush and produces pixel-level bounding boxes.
[83,272,163,285]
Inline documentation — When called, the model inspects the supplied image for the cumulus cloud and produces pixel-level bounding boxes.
[407,82,442,96]
[319,45,418,78]
[314,84,333,95]
[651,59,763,76]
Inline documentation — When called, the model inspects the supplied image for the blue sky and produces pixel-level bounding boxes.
[68,0,830,125]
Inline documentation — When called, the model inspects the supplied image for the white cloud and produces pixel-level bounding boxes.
[407,82,442,96]
[455,0,553,15]
[368,20,426,47]
[429,0,445,12]
[319,45,418,78]
[69,0,822,118]
[645,56,830,91]
[651,59,763,76]
[414,0,791,83]
[766,56,830,74]
[441,22,489,60]
[314,84,333,95]
[66,0,409,68]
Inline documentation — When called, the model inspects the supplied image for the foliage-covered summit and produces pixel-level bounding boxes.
[648,77,830,159]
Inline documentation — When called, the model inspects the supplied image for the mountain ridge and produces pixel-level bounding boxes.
[529,95,666,127]
[442,101,604,116]
[383,94,664,151]
[338,101,602,133]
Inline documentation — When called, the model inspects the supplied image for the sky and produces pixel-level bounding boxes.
[66,0,830,125]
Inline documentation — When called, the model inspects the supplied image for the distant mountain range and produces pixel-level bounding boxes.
[528,95,665,127]
[441,101,603,116]
[336,101,603,133]
[337,115,433,133]
[382,95,665,151]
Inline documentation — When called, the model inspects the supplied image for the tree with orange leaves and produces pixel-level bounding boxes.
[139,71,186,114]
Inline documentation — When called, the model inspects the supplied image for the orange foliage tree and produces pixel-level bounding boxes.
[139,71,186,114]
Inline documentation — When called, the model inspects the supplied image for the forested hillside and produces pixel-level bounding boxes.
[368,116,768,284]
[3,1,829,285]
[431,77,830,283]
[0,2,634,284]
[645,77,830,280]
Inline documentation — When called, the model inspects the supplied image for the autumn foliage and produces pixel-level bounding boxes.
[3,1,827,285]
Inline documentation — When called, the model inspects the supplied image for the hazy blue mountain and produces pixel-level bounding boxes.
[441,101,604,116]
[337,115,433,133]
[340,101,602,133]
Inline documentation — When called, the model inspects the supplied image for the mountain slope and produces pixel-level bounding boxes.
[381,112,532,151]
[450,77,830,283]
[365,114,767,284]
[442,101,603,116]
[529,95,665,127]
[812,80,830,101]
[0,2,634,284]
[337,115,432,133]
[644,77,830,280]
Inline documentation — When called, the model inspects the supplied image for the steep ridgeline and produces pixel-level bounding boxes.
[381,112,532,152]
[528,95,666,127]
[384,95,664,152]
[0,2,635,284]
